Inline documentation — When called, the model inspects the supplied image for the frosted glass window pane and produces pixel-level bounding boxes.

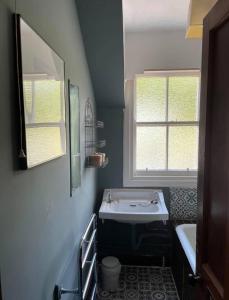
[136,127,166,170]
[26,127,64,167]
[34,80,63,123]
[168,126,198,170]
[23,81,33,121]
[168,77,199,121]
[136,77,166,122]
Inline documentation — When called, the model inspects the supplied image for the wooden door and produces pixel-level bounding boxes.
[197,0,229,299]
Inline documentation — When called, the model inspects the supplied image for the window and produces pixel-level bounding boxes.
[124,70,200,187]
[23,75,66,167]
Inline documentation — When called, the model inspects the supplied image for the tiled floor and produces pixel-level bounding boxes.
[98,266,179,300]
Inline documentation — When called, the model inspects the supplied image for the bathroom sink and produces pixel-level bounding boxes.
[99,189,168,224]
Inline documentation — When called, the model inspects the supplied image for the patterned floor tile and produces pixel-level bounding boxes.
[126,273,138,283]
[97,266,179,300]
[139,281,151,290]
[152,291,167,300]
[125,289,139,300]
[151,283,164,291]
[139,290,152,300]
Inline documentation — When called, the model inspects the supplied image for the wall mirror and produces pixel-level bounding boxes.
[15,15,66,169]
[68,81,81,193]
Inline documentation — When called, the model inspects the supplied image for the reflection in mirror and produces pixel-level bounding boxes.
[17,16,66,168]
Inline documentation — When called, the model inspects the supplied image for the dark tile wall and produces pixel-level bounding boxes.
[97,219,173,266]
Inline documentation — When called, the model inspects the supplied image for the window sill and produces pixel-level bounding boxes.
[123,175,197,188]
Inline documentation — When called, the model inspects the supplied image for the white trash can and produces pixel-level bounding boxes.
[101,256,121,292]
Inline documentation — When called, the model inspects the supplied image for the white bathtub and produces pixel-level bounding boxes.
[176,224,196,274]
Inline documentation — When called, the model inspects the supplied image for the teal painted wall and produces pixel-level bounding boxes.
[97,107,124,193]
[76,0,125,198]
[77,0,125,107]
[0,0,96,299]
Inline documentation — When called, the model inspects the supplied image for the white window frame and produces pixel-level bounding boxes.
[123,70,200,188]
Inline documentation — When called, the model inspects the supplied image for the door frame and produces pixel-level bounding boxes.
[197,1,229,299]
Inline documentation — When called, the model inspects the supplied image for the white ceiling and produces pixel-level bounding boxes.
[123,0,190,32]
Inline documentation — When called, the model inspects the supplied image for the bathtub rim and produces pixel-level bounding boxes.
[175,223,196,274]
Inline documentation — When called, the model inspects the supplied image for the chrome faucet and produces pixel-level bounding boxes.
[106,190,112,203]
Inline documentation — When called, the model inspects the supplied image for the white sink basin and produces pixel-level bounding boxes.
[99,189,169,224]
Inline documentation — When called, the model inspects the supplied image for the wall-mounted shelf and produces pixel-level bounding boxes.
[84,99,108,169]
[85,140,106,149]
[86,157,109,168]
[85,120,104,128]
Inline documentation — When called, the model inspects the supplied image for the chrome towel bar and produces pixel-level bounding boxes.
[82,253,96,300]
[54,214,97,300]
[82,214,96,242]
[82,229,96,269]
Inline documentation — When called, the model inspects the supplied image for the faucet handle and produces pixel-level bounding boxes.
[151,199,159,205]
[106,190,112,203]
